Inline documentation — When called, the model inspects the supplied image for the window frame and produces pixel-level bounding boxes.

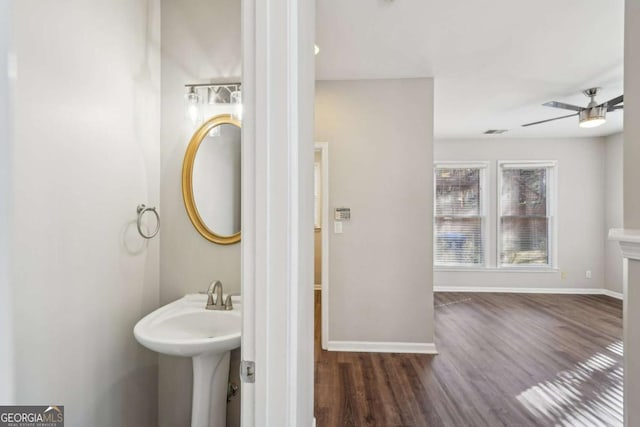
[433,161,489,269]
[496,160,558,270]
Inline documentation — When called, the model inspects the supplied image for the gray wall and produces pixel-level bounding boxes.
[159,0,242,425]
[434,137,607,291]
[8,0,161,424]
[625,0,640,230]
[315,78,435,345]
[604,133,623,294]
[624,1,640,424]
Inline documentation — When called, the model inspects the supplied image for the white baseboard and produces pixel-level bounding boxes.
[327,340,438,354]
[434,286,623,300]
[601,289,624,300]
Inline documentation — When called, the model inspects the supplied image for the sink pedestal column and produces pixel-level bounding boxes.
[191,351,231,427]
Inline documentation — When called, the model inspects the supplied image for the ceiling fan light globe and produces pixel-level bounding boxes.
[579,118,606,128]
[579,106,607,128]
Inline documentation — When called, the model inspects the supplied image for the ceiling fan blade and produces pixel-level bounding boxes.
[522,113,578,127]
[543,101,584,112]
[601,94,623,109]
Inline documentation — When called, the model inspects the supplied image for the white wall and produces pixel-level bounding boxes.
[315,78,435,347]
[605,132,623,294]
[159,0,241,425]
[160,0,241,304]
[624,1,640,423]
[9,0,160,425]
[0,0,14,404]
[434,137,606,291]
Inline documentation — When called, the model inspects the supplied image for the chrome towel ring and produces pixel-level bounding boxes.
[137,204,160,239]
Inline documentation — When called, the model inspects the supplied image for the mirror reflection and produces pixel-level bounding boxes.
[182,114,241,244]
[193,124,241,236]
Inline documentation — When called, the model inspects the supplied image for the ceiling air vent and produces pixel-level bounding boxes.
[483,129,508,135]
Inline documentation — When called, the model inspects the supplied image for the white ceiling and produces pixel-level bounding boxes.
[315,0,625,139]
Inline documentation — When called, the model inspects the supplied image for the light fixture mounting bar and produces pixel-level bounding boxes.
[184,82,241,89]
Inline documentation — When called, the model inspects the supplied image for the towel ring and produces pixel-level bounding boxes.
[137,204,160,239]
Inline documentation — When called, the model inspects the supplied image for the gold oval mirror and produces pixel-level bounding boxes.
[182,114,241,245]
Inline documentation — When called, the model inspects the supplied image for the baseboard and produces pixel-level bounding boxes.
[327,340,438,354]
[601,289,624,300]
[434,286,624,300]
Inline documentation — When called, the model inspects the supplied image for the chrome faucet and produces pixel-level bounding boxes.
[206,280,233,310]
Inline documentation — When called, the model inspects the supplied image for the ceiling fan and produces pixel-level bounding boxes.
[522,87,623,128]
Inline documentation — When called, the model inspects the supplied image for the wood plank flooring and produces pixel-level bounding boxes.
[314,291,623,427]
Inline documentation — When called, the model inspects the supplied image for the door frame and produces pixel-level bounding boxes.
[240,0,315,424]
[315,142,329,350]
[0,0,14,403]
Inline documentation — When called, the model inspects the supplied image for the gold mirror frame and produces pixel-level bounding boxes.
[182,114,241,245]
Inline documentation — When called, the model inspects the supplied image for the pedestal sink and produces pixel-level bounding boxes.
[134,294,241,427]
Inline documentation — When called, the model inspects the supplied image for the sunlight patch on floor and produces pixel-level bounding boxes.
[607,341,623,357]
[516,341,623,426]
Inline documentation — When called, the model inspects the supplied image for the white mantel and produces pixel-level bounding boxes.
[608,228,640,426]
[609,228,640,260]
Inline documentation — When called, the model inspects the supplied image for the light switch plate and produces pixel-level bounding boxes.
[334,221,343,234]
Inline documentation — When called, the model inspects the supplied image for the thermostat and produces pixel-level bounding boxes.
[334,207,351,221]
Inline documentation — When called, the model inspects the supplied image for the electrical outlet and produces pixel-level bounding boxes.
[586,270,592,279]
[561,271,568,280]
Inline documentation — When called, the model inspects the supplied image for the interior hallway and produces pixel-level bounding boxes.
[314,291,623,426]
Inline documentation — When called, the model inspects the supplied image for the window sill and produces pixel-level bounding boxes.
[434,267,560,273]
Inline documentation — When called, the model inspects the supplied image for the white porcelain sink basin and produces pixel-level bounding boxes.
[134,293,241,427]
[134,294,241,357]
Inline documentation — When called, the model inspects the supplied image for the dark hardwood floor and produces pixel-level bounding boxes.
[314,291,623,427]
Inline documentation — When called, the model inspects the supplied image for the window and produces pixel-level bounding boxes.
[434,164,486,267]
[498,162,555,267]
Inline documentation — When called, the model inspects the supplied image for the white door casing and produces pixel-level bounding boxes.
[0,0,14,404]
[315,143,330,351]
[240,0,315,425]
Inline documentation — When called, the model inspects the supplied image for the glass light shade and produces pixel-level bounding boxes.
[579,118,606,128]
[185,87,202,124]
[230,90,243,121]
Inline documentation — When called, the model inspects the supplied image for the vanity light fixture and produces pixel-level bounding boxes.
[184,82,242,124]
